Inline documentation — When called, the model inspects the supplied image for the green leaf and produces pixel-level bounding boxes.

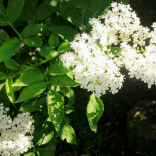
[36,148,55,156]
[16,81,47,103]
[19,8,34,21]
[58,42,71,53]
[87,93,104,133]
[0,72,8,80]
[0,29,9,45]
[0,38,22,63]
[0,83,5,91]
[49,75,80,87]
[47,90,64,131]
[41,118,55,145]
[24,150,35,156]
[116,0,129,4]
[20,24,44,39]
[46,51,58,61]
[49,33,59,48]
[44,0,83,27]
[4,58,19,70]
[33,118,54,146]
[35,2,53,21]
[5,78,14,103]
[25,0,38,12]
[6,0,24,23]
[19,94,46,112]
[39,46,55,58]
[24,35,43,47]
[58,121,77,144]
[45,25,78,41]
[47,63,70,75]
[13,69,44,86]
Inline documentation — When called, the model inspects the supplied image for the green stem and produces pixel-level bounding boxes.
[0,11,22,40]
[41,65,50,90]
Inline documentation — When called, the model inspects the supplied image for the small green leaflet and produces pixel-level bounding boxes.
[39,46,54,58]
[111,47,121,56]
[20,24,44,39]
[47,90,64,131]
[49,33,59,48]
[87,93,104,133]
[4,58,19,70]
[49,75,80,87]
[5,78,14,103]
[16,81,47,103]
[58,121,77,144]
[47,63,70,75]
[13,69,45,86]
[24,150,35,156]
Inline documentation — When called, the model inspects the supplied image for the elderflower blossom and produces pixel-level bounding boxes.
[61,2,156,96]
[0,103,34,156]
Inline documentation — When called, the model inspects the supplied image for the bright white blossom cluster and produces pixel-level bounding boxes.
[60,2,156,97]
[0,103,34,156]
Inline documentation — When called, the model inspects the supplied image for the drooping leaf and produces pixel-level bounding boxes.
[49,75,80,87]
[35,2,53,21]
[45,25,78,41]
[58,42,71,53]
[20,24,44,39]
[4,58,19,70]
[47,63,70,75]
[49,33,59,48]
[16,81,47,103]
[68,89,75,106]
[87,93,104,133]
[0,3,9,26]
[58,121,77,144]
[44,0,83,27]
[24,35,43,47]
[5,78,14,103]
[0,72,8,80]
[116,0,129,4]
[36,148,55,156]
[0,38,22,63]
[19,94,46,112]
[0,29,9,45]
[6,0,24,23]
[47,90,64,131]
[19,8,34,21]
[13,69,45,86]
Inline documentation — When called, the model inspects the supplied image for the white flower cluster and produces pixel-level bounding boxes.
[0,103,34,156]
[60,2,156,96]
